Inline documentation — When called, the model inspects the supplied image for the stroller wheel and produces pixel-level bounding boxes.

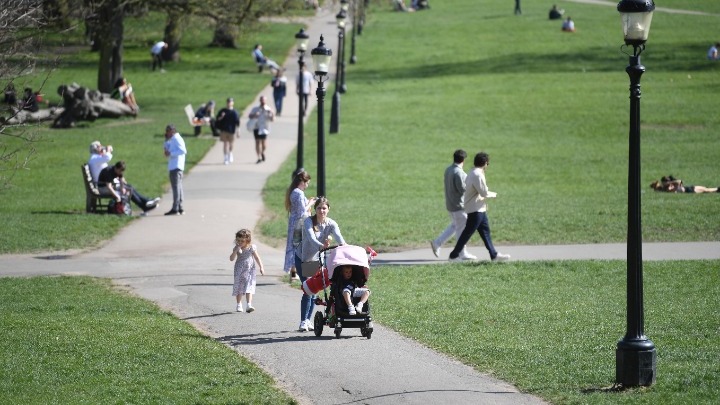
[313,311,324,337]
[334,327,342,339]
[361,327,373,339]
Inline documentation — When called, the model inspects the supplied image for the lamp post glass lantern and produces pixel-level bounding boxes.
[295,28,310,175]
[615,0,656,388]
[310,36,332,197]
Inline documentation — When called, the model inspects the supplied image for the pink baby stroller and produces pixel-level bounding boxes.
[302,245,375,339]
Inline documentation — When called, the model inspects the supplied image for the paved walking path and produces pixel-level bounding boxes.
[2,5,719,405]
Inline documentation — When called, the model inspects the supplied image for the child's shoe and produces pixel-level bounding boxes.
[348,304,357,315]
[236,303,244,312]
[355,303,364,314]
[246,305,255,313]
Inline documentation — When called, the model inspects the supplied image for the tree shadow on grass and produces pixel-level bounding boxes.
[352,44,720,81]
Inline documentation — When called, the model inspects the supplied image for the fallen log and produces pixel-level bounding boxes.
[52,83,136,128]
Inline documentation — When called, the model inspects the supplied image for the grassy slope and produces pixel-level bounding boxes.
[260,0,720,250]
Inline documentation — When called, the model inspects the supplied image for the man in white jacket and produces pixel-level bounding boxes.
[448,152,510,262]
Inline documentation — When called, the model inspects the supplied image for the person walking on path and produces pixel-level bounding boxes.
[448,152,510,262]
[216,97,240,165]
[271,69,287,116]
[150,40,168,72]
[285,170,317,280]
[296,197,346,332]
[230,229,265,313]
[297,64,313,117]
[248,96,274,164]
[430,149,476,260]
[163,124,187,216]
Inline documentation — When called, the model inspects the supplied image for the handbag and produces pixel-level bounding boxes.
[246,117,257,131]
[300,260,321,277]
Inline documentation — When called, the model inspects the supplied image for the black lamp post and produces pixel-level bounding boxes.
[350,0,358,64]
[339,0,349,89]
[615,0,656,388]
[294,28,310,176]
[329,10,346,134]
[358,0,367,35]
[310,35,332,197]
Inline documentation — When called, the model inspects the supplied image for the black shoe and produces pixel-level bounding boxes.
[164,210,179,216]
[256,159,262,164]
[261,153,265,161]
[178,208,184,215]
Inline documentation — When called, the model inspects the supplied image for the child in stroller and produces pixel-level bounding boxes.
[302,244,375,339]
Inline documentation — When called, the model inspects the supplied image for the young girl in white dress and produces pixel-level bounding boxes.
[230,229,265,312]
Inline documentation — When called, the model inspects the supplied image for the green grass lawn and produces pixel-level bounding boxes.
[260,0,720,250]
[0,276,295,404]
[372,260,720,404]
[1,1,719,404]
[0,13,302,254]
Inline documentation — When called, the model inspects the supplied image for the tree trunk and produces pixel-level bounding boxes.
[96,0,124,93]
[164,10,184,62]
[210,22,238,48]
[52,83,135,128]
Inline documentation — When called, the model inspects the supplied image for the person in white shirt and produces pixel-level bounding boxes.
[448,152,510,262]
[561,17,575,32]
[248,96,275,164]
[150,41,168,71]
[88,140,113,183]
[297,65,313,117]
[707,42,719,60]
[163,124,187,215]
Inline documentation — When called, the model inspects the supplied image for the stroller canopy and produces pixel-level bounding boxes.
[327,245,370,279]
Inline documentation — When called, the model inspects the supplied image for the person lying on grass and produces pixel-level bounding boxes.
[650,175,719,194]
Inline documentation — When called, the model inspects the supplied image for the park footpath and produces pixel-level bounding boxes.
[2,6,720,405]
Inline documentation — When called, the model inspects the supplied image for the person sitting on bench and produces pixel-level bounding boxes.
[252,44,281,73]
[98,161,161,214]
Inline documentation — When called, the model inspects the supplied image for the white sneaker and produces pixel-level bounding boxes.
[236,304,244,312]
[348,305,357,315]
[493,253,511,262]
[298,320,309,332]
[305,319,314,331]
[459,252,478,260]
[355,303,364,314]
[430,240,440,258]
[246,305,255,313]
[229,153,234,163]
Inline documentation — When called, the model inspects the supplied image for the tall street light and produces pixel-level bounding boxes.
[615,0,656,388]
[294,28,310,176]
[339,4,348,94]
[350,0,358,64]
[310,35,332,197]
[329,10,346,134]
[358,0,367,35]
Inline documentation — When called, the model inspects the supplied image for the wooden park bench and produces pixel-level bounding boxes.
[81,163,112,213]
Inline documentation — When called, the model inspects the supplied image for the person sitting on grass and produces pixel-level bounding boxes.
[337,264,370,316]
[561,16,575,32]
[650,175,719,194]
[549,4,564,20]
[111,77,139,113]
